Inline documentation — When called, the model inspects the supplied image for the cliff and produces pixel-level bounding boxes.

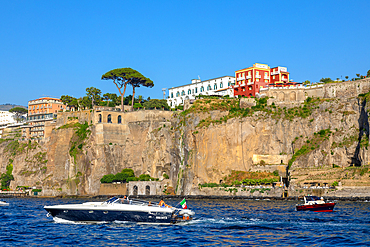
[1,78,370,198]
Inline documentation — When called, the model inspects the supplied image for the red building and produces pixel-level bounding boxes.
[233,63,291,97]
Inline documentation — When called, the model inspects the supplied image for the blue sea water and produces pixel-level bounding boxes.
[0,198,369,246]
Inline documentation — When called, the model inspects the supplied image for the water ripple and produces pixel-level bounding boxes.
[0,198,369,246]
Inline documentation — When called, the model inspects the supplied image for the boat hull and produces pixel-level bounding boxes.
[45,207,174,224]
[296,203,335,212]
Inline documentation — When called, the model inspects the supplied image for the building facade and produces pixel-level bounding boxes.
[22,97,66,139]
[234,63,291,97]
[167,76,235,108]
[0,110,17,127]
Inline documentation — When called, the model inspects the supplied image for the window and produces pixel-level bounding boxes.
[171,93,173,98]
[118,115,122,124]
[107,114,111,123]
[207,85,211,91]
[188,89,191,95]
[176,92,180,97]
[220,82,223,88]
[181,90,185,96]
[200,86,204,92]
[228,82,231,86]
[195,87,198,93]
[214,84,217,90]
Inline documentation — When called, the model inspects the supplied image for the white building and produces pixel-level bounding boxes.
[167,76,235,108]
[0,110,17,127]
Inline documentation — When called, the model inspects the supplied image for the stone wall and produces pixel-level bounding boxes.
[263,78,370,105]
[99,183,127,195]
[127,181,162,196]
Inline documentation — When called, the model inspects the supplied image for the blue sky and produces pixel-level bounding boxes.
[1,0,369,106]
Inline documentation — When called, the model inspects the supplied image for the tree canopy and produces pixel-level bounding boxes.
[320,78,333,84]
[143,99,170,110]
[9,107,27,123]
[60,95,79,110]
[101,68,154,111]
[86,87,102,107]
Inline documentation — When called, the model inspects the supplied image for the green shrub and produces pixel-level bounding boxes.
[331,181,339,187]
[100,174,115,183]
[163,173,169,179]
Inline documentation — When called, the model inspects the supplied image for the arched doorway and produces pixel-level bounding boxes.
[118,115,122,124]
[145,185,150,195]
[133,185,138,196]
[98,114,102,123]
[107,114,112,123]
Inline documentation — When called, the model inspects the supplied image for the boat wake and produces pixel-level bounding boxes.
[52,217,107,225]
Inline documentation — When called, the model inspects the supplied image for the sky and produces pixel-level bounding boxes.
[1,0,369,106]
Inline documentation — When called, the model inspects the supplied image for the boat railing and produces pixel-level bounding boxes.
[104,197,175,208]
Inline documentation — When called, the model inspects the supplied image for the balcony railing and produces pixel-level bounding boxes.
[255,75,261,78]
[247,82,254,85]
[264,77,270,80]
[271,71,279,75]
[282,78,288,81]
[246,75,252,79]
[237,76,245,81]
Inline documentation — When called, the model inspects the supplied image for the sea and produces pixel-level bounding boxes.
[0,198,369,246]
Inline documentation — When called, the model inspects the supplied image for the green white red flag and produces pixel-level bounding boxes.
[180,198,187,209]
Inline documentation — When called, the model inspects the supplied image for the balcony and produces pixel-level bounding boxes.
[264,77,270,80]
[247,82,254,85]
[271,71,279,75]
[282,78,288,81]
[246,75,252,79]
[255,75,261,79]
[237,76,245,81]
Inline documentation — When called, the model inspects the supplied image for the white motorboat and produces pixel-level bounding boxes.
[44,197,195,224]
[0,201,9,206]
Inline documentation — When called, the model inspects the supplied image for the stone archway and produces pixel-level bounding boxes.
[145,185,150,195]
[289,91,296,101]
[278,92,285,101]
[133,185,138,196]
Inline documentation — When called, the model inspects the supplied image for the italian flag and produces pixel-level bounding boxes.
[180,198,187,209]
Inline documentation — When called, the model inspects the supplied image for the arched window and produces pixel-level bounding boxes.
[181,90,185,96]
[176,92,180,97]
[171,92,173,98]
[133,185,138,196]
[220,82,223,88]
[214,84,217,90]
[118,115,122,124]
[200,86,204,92]
[188,89,191,95]
[195,87,198,93]
[99,114,102,123]
[207,85,211,91]
[145,185,150,195]
[107,114,111,123]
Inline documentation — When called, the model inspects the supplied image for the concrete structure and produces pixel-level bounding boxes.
[127,181,163,196]
[22,97,66,139]
[0,110,17,127]
[234,63,293,98]
[99,183,127,195]
[167,76,235,108]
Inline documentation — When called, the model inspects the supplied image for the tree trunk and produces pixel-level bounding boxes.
[131,87,136,111]
[121,84,128,112]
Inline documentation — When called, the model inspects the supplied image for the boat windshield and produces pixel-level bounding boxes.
[105,197,119,203]
[306,196,321,201]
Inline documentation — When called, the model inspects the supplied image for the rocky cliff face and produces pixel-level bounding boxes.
[2,79,370,197]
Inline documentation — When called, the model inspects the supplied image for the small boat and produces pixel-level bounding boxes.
[296,196,335,212]
[44,197,195,224]
[0,201,9,206]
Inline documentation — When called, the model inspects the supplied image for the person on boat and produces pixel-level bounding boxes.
[159,198,165,207]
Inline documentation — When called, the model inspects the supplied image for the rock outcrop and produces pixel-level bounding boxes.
[1,79,370,197]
